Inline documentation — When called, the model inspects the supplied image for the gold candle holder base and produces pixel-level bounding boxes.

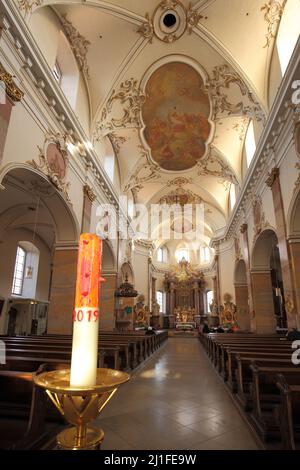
[34,368,130,450]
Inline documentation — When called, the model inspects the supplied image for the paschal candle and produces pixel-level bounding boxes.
[70,234,102,387]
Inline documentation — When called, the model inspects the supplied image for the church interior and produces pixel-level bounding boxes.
[0,0,300,452]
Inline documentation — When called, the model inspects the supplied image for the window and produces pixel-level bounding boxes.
[157,248,163,262]
[156,291,165,313]
[245,120,256,167]
[201,246,210,264]
[12,246,26,295]
[229,184,236,211]
[104,154,115,182]
[157,246,167,263]
[176,248,189,262]
[53,61,62,84]
[276,0,300,76]
[206,290,214,313]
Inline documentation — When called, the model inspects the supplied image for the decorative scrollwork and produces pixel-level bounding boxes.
[18,0,42,14]
[207,64,265,122]
[261,0,287,48]
[108,132,127,156]
[27,131,71,202]
[60,15,91,78]
[95,78,146,137]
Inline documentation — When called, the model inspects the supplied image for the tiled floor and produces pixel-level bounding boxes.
[96,338,259,450]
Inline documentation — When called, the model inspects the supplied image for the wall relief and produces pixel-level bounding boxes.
[27,131,70,202]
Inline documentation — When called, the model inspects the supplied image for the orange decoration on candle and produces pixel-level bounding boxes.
[75,233,102,309]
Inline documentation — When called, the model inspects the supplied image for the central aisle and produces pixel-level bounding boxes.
[97,338,259,450]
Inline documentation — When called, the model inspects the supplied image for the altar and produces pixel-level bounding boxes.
[164,258,206,325]
[174,307,197,330]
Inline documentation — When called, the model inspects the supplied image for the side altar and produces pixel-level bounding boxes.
[164,258,206,329]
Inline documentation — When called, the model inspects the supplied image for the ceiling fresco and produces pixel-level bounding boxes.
[142,62,211,171]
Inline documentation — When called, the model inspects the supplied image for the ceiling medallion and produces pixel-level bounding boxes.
[138,1,202,44]
[142,62,212,171]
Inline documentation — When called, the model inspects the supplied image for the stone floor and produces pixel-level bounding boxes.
[95,337,259,450]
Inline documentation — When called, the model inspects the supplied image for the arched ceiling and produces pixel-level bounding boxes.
[27,0,288,240]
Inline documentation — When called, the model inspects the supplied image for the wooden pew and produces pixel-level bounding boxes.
[248,364,300,442]
[276,373,300,450]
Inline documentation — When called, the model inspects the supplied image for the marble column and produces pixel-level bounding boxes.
[47,245,78,334]
[0,62,24,166]
[266,168,297,328]
[240,223,255,331]
[251,270,277,333]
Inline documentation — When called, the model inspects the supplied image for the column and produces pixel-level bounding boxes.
[151,276,157,305]
[251,270,277,333]
[234,283,250,331]
[288,240,300,329]
[266,168,297,328]
[240,223,256,331]
[81,184,96,233]
[47,244,78,334]
[0,62,24,166]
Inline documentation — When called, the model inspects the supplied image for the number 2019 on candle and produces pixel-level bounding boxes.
[72,309,99,322]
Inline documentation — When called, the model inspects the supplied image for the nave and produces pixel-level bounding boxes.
[98,338,258,451]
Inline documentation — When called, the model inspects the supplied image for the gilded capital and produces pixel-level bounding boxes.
[83,184,96,202]
[240,223,248,234]
[0,62,24,102]
[266,167,279,188]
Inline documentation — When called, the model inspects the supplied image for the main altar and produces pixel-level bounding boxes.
[164,258,206,329]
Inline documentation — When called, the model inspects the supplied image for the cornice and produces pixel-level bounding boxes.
[0,1,132,223]
[211,36,300,246]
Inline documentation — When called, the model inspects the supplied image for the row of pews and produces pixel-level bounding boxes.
[0,330,168,450]
[199,332,300,449]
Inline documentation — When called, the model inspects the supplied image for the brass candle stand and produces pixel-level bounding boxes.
[34,368,130,450]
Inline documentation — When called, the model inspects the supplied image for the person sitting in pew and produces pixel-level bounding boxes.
[286,329,300,341]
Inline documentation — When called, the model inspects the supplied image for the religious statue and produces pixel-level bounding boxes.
[209,299,219,317]
[134,294,150,326]
[152,300,160,317]
[219,293,237,327]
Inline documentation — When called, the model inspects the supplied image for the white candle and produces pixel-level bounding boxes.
[70,234,102,387]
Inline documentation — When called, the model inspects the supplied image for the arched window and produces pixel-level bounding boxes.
[276,0,300,76]
[53,31,80,109]
[157,246,168,263]
[104,154,115,182]
[157,248,163,262]
[156,290,165,313]
[206,290,213,313]
[12,246,26,295]
[229,184,236,211]
[245,120,256,167]
[176,248,189,262]
[201,246,210,264]
[11,242,40,298]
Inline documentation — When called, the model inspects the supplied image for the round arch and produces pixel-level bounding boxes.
[0,164,80,245]
[120,261,134,284]
[251,229,285,333]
